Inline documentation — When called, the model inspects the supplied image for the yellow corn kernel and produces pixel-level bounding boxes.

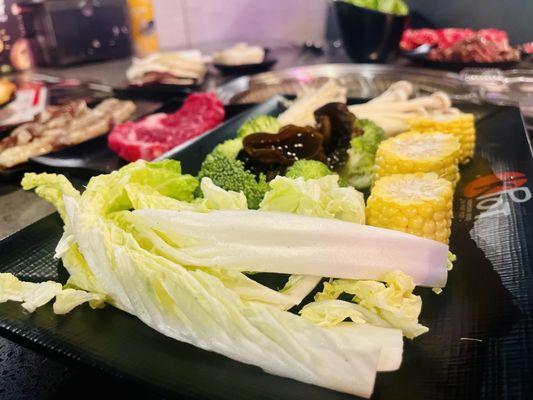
[374,131,460,187]
[408,114,475,164]
[366,173,453,244]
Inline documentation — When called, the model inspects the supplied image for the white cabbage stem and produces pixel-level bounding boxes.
[134,210,449,288]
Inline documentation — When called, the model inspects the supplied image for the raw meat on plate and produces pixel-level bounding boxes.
[108,92,224,162]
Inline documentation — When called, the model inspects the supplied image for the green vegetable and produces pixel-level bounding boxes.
[392,0,408,15]
[20,281,62,313]
[0,273,25,303]
[344,0,409,15]
[0,273,61,311]
[340,119,385,189]
[53,288,105,314]
[259,175,366,224]
[126,177,248,212]
[311,271,429,339]
[22,162,320,312]
[237,115,281,138]
[15,160,451,396]
[61,159,197,215]
[285,160,332,180]
[22,160,198,292]
[197,153,269,209]
[21,173,80,221]
[126,183,208,212]
[19,162,393,398]
[326,319,404,372]
[0,272,104,314]
[300,299,366,326]
[354,118,384,138]
[211,137,243,160]
[198,177,248,210]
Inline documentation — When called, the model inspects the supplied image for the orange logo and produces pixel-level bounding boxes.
[464,171,528,198]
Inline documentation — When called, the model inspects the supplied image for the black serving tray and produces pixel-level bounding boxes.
[1,98,533,400]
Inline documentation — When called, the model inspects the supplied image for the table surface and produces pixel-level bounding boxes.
[0,43,532,400]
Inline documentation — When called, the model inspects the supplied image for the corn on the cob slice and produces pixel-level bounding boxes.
[407,114,475,164]
[374,131,460,186]
[367,173,453,244]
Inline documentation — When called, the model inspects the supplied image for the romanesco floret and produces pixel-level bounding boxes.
[285,160,332,180]
[340,119,385,189]
[237,115,281,138]
[197,153,269,209]
[211,138,243,160]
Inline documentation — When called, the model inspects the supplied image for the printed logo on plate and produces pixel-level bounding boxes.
[457,171,531,222]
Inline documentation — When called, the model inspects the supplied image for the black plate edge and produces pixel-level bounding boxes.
[213,47,277,75]
[213,58,278,75]
[26,99,166,174]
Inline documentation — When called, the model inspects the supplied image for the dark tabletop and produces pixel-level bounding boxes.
[0,42,532,400]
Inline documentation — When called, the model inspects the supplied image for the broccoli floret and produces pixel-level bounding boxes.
[211,138,243,160]
[237,115,281,138]
[354,119,385,145]
[197,153,269,209]
[285,160,332,180]
[340,119,385,189]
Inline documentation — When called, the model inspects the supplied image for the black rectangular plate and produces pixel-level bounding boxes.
[1,98,533,400]
[28,99,165,176]
[27,102,258,178]
[0,99,164,182]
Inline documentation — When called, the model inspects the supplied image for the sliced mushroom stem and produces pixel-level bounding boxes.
[349,92,452,114]
[355,109,428,120]
[367,81,413,105]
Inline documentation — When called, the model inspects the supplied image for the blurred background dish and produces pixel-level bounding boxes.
[213,46,277,75]
[403,46,521,71]
[401,28,522,70]
[212,43,265,66]
[332,0,407,63]
[126,50,206,86]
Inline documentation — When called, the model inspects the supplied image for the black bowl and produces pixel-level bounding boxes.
[333,1,407,63]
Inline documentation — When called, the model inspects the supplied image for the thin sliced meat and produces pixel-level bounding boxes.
[108,93,224,162]
[0,99,135,169]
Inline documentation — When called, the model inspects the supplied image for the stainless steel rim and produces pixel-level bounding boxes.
[216,63,467,104]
